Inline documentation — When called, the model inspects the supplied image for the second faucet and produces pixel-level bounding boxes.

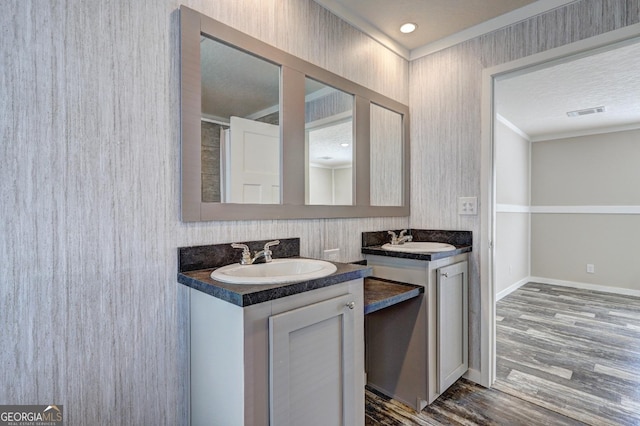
[388,230,412,245]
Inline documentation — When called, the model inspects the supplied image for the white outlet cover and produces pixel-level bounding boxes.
[458,197,477,215]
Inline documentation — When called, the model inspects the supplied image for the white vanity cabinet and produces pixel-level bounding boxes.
[437,261,469,394]
[363,253,468,409]
[189,279,364,426]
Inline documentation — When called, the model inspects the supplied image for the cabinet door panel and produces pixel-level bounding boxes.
[437,261,468,393]
[269,293,356,426]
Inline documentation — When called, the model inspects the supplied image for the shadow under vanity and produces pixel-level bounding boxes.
[177,230,471,425]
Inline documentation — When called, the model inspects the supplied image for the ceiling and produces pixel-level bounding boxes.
[496,40,640,141]
[315,0,640,139]
[314,0,578,58]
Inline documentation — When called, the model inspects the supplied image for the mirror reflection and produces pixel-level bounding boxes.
[200,35,281,204]
[305,79,354,205]
[370,104,403,206]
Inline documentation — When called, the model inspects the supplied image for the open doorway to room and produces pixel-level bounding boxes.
[481,26,640,424]
[493,38,640,302]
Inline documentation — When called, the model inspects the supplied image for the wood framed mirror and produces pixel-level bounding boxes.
[180,5,410,221]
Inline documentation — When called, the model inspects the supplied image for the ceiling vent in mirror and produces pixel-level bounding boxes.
[566,106,606,117]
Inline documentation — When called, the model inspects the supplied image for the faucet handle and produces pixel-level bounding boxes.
[231,243,252,264]
[263,240,280,251]
[388,230,398,244]
[262,240,280,262]
[398,229,412,242]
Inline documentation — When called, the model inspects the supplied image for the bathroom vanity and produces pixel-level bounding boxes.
[177,231,470,424]
[178,238,370,426]
[362,230,472,410]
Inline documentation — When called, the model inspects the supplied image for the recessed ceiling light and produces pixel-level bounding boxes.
[400,23,417,34]
[340,143,350,147]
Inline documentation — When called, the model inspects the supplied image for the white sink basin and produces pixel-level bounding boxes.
[381,242,457,253]
[210,258,337,284]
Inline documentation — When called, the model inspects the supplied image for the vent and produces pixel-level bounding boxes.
[566,106,606,117]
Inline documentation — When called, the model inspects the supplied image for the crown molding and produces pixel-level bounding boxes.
[531,122,640,142]
[410,0,579,60]
[316,0,579,61]
[314,0,410,58]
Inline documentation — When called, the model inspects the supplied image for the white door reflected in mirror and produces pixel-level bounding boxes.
[223,116,280,204]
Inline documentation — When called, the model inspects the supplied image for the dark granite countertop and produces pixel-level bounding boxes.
[364,277,423,315]
[361,244,471,261]
[361,229,472,261]
[178,260,371,307]
[178,238,371,306]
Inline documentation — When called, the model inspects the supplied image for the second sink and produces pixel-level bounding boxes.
[381,242,456,253]
[210,258,337,284]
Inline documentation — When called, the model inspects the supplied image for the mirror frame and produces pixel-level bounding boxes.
[180,5,410,221]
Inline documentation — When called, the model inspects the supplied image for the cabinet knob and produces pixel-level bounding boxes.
[441,272,449,278]
[346,301,356,310]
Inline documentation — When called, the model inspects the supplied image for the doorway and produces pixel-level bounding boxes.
[480,23,640,387]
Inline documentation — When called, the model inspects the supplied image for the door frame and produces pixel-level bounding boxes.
[479,23,640,387]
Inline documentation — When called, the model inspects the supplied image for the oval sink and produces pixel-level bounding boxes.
[210,258,338,284]
[381,242,457,253]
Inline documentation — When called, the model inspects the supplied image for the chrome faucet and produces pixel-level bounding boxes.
[231,240,280,264]
[388,230,412,245]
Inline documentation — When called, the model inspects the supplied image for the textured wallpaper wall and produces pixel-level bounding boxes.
[0,1,408,424]
[1,0,638,423]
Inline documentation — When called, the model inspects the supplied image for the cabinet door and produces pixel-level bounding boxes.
[437,261,468,394]
[269,293,357,426]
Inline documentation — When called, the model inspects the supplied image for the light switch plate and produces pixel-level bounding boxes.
[458,197,477,215]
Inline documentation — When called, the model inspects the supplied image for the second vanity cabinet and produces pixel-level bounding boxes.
[436,261,469,393]
[189,278,364,426]
[363,252,468,409]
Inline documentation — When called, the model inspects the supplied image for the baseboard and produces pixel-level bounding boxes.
[496,277,530,301]
[529,276,640,298]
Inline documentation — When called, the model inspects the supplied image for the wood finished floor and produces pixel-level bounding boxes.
[365,282,640,425]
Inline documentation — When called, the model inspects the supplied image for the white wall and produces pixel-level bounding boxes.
[334,167,353,204]
[530,129,640,293]
[0,1,409,423]
[531,129,640,205]
[495,118,531,298]
[309,166,333,204]
[308,165,352,204]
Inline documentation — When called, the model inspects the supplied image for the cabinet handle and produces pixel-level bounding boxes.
[441,272,449,278]
[346,301,356,310]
